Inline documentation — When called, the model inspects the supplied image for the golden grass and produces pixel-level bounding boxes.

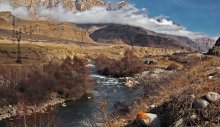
[112,54,220,126]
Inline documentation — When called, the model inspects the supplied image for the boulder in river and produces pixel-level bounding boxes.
[127,112,160,127]
[124,77,140,88]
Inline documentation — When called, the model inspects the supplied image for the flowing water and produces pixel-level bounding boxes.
[58,63,141,126]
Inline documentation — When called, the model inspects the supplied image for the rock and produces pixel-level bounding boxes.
[9,107,17,116]
[208,76,214,79]
[114,101,129,114]
[61,103,67,107]
[190,94,196,99]
[125,80,134,88]
[144,59,157,65]
[191,114,197,119]
[205,92,220,102]
[82,92,94,99]
[133,112,160,127]
[124,78,140,88]
[149,104,156,108]
[174,118,184,127]
[193,98,209,110]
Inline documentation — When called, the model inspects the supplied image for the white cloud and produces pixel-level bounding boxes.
[0,2,31,19]
[0,2,215,39]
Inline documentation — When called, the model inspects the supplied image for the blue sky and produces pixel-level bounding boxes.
[129,0,220,37]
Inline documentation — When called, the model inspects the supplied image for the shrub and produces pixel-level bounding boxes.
[0,56,92,105]
[16,71,57,104]
[0,64,18,106]
[43,56,92,99]
[166,63,178,70]
[95,50,145,77]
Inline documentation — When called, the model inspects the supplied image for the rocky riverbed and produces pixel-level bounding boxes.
[0,98,66,121]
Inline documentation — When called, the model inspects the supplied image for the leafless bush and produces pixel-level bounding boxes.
[52,56,92,98]
[16,71,57,105]
[95,50,145,77]
[166,63,178,70]
[0,56,92,105]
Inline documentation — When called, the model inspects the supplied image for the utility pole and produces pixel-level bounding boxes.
[15,29,22,64]
[12,16,15,42]
[12,16,22,64]
[29,25,33,42]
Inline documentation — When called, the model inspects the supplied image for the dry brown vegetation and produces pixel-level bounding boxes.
[0,56,91,105]
[95,49,145,77]
[111,53,220,127]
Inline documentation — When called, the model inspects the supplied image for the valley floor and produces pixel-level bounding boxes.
[0,38,219,127]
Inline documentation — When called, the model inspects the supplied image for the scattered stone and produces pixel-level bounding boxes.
[82,92,94,99]
[125,80,134,88]
[150,104,156,108]
[193,98,209,110]
[131,112,160,127]
[205,92,220,102]
[191,114,197,119]
[61,103,67,107]
[174,118,184,127]
[124,77,140,88]
[190,94,196,99]
[144,59,157,65]
[9,107,17,116]
[208,76,214,79]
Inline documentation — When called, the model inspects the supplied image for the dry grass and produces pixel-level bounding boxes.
[111,54,220,127]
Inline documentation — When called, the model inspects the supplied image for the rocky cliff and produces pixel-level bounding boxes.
[0,0,106,18]
[194,38,216,52]
[207,37,220,55]
[1,0,130,17]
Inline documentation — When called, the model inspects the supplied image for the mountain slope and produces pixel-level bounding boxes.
[194,38,216,52]
[0,12,94,43]
[89,24,200,50]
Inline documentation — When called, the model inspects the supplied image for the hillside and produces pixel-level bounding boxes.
[0,12,94,43]
[89,24,201,50]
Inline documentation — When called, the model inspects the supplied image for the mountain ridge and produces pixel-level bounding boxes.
[80,24,201,51]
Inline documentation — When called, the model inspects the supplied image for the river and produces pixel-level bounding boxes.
[58,63,141,126]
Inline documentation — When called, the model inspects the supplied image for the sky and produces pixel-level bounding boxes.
[129,0,220,37]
